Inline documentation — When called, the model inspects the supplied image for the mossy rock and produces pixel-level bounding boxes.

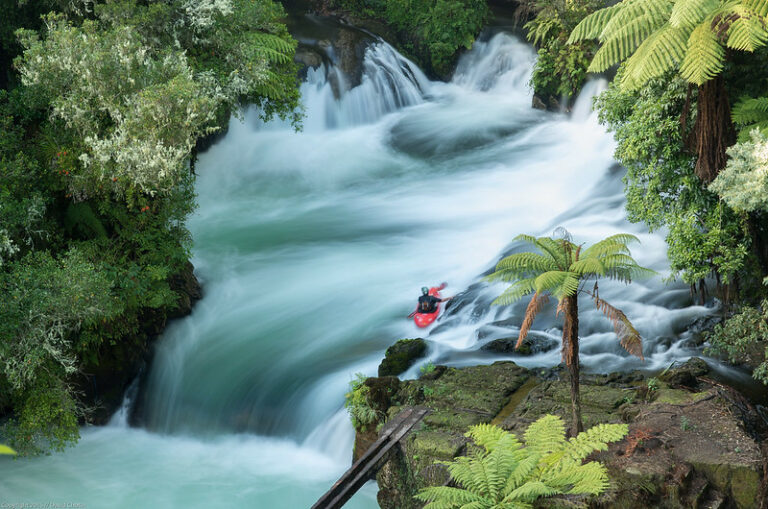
[378,338,427,377]
[658,357,709,388]
[397,361,530,431]
[688,461,761,509]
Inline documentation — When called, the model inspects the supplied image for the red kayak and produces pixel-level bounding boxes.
[413,286,442,328]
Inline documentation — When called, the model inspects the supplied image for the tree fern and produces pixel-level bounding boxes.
[569,0,768,87]
[487,230,651,433]
[415,416,628,509]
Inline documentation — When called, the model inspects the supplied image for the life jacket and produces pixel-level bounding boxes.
[418,295,436,313]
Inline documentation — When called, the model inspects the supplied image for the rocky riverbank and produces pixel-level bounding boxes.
[352,343,768,508]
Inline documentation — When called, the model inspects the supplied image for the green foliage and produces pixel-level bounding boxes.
[568,0,768,89]
[530,39,593,100]
[709,129,768,212]
[421,361,437,375]
[525,0,604,101]
[0,0,301,455]
[595,70,751,283]
[487,231,650,356]
[345,373,379,430]
[646,377,659,393]
[330,0,489,77]
[705,300,768,384]
[415,416,628,508]
[731,96,768,141]
[487,232,652,306]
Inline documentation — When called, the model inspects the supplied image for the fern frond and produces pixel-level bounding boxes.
[518,292,550,347]
[620,24,689,89]
[494,252,558,276]
[679,22,725,84]
[490,277,537,305]
[732,96,768,125]
[503,453,541,494]
[467,423,522,452]
[722,7,768,51]
[569,257,607,277]
[534,271,580,299]
[563,423,630,462]
[670,0,720,28]
[593,296,645,359]
[568,2,625,43]
[566,461,611,495]
[504,481,560,502]
[533,237,570,269]
[416,485,487,507]
[600,0,673,42]
[589,13,659,71]
[743,0,768,17]
[524,415,567,456]
[581,234,640,258]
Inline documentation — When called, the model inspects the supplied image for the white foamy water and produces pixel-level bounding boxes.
[0,32,710,507]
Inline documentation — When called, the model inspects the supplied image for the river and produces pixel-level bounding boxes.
[0,18,714,509]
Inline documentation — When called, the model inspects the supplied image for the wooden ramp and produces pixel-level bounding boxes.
[311,407,429,509]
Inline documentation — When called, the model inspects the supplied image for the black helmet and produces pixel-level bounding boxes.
[421,286,429,295]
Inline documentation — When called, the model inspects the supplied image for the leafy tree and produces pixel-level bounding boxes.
[595,71,751,287]
[328,0,488,77]
[706,299,768,384]
[0,0,302,454]
[486,232,650,433]
[525,0,604,105]
[415,415,628,508]
[710,129,768,212]
[568,0,768,183]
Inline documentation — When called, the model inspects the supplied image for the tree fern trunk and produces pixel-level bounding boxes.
[563,295,583,436]
[693,76,734,183]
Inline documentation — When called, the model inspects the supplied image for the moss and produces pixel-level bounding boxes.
[654,386,710,405]
[378,338,427,377]
[411,430,465,460]
[691,462,761,509]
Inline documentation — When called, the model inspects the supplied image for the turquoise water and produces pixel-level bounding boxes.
[0,32,710,508]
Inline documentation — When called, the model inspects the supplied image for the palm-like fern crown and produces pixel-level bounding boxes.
[415,415,628,509]
[485,233,653,359]
[486,233,652,304]
[567,0,768,88]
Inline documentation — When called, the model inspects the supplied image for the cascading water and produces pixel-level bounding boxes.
[0,28,712,508]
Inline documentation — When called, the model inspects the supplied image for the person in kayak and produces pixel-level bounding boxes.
[409,284,453,317]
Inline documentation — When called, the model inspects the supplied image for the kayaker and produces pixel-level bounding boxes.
[408,285,453,317]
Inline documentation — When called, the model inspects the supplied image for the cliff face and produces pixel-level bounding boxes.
[354,357,768,509]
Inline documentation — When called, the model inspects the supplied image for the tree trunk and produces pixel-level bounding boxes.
[693,76,734,183]
[562,295,583,436]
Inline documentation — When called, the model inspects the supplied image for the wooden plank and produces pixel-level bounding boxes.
[311,407,428,509]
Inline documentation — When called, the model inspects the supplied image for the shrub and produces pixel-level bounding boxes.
[344,373,379,430]
[415,415,627,507]
[706,300,768,385]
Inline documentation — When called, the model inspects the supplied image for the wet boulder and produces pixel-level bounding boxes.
[378,338,427,377]
[481,331,558,356]
[659,357,710,389]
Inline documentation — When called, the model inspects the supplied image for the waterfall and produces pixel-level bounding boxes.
[0,30,712,509]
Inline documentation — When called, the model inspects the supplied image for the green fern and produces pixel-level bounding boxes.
[732,96,768,140]
[568,0,768,88]
[487,230,652,432]
[415,416,628,508]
